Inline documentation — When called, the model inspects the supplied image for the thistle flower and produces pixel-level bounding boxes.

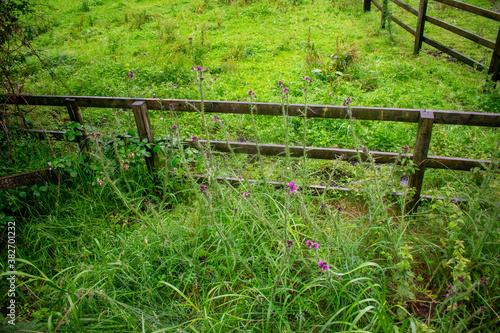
[200,184,207,193]
[191,136,198,141]
[304,76,312,82]
[286,240,294,248]
[480,277,488,285]
[287,182,297,195]
[318,261,329,271]
[172,125,177,130]
[342,97,352,106]
[306,240,318,249]
[169,103,174,109]
[213,116,219,123]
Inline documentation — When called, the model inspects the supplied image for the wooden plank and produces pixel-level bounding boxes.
[6,95,500,127]
[415,0,429,54]
[422,36,486,70]
[391,13,416,36]
[0,169,54,191]
[391,0,418,15]
[488,27,500,81]
[406,110,434,213]
[364,0,371,12]
[426,15,495,50]
[131,101,159,172]
[25,129,67,140]
[372,0,382,10]
[187,140,490,171]
[433,0,500,22]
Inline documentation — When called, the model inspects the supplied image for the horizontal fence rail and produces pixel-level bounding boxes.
[3,94,499,212]
[6,95,500,127]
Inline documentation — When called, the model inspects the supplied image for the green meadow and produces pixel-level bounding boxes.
[1,0,499,332]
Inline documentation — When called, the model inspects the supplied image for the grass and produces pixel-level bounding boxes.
[1,0,500,332]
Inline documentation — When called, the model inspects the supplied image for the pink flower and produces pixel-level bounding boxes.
[287,182,297,195]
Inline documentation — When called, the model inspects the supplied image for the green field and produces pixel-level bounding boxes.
[1,0,500,332]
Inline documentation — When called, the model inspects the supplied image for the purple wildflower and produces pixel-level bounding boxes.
[362,146,367,153]
[283,87,289,93]
[172,125,177,130]
[191,136,198,141]
[403,145,409,153]
[152,94,156,98]
[287,182,297,195]
[480,277,488,285]
[205,151,209,158]
[342,97,352,106]
[306,240,318,249]
[242,192,250,198]
[458,275,464,282]
[318,261,329,271]
[127,70,134,79]
[481,306,487,312]
[169,103,174,109]
[320,203,327,209]
[304,76,312,82]
[286,240,294,248]
[446,293,450,298]
[200,184,207,193]
[197,66,202,71]
[213,116,219,123]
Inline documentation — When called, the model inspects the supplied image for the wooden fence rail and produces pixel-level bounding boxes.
[2,94,500,212]
[365,0,500,79]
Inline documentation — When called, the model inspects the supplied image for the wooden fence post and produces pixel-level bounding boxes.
[413,0,428,55]
[364,0,371,12]
[405,109,434,214]
[65,98,87,152]
[488,26,500,82]
[132,101,159,173]
[381,0,387,28]
[414,0,429,55]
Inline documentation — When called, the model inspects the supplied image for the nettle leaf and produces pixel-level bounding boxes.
[172,157,178,167]
[68,133,76,141]
[75,130,82,135]
[70,171,78,178]
[153,145,161,153]
[19,191,27,198]
[143,151,151,157]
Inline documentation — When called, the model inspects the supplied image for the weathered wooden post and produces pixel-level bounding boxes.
[364,0,371,12]
[488,26,500,82]
[131,101,159,173]
[405,109,434,214]
[381,0,387,28]
[414,0,429,55]
[65,98,87,152]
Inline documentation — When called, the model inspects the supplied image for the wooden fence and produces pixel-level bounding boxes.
[364,0,500,81]
[2,94,500,212]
